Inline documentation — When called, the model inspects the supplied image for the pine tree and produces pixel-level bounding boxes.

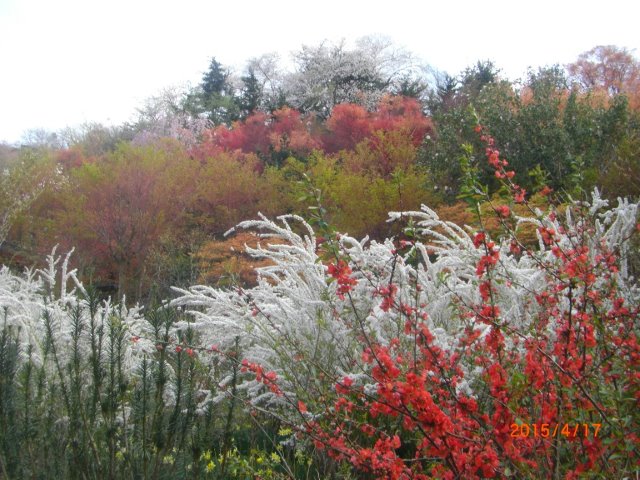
[238,68,263,119]
[185,57,240,125]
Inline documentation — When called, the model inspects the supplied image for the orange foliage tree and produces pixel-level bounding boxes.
[568,45,640,110]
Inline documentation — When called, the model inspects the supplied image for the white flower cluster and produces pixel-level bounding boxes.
[0,246,143,375]
[171,192,639,405]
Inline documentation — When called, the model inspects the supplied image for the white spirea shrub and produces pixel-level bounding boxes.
[171,193,639,407]
[0,247,143,375]
[1,192,637,413]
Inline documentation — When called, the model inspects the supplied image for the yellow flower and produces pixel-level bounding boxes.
[206,460,215,473]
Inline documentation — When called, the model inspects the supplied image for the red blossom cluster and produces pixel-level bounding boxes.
[474,234,500,277]
[174,345,195,357]
[377,284,399,312]
[308,318,514,479]
[327,259,358,299]
[495,205,510,218]
[240,359,282,396]
[477,125,528,204]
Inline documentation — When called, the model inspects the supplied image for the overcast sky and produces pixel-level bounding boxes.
[1,0,638,144]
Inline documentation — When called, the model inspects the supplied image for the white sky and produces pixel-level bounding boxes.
[1,0,638,144]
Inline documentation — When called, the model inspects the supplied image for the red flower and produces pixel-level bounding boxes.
[328,259,357,299]
[538,227,556,245]
[473,232,486,248]
[336,376,354,394]
[495,205,510,218]
[476,248,500,276]
[378,284,398,312]
[480,304,500,320]
[540,185,553,196]
[479,281,493,301]
[487,149,501,168]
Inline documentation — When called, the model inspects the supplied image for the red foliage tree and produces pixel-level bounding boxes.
[208,111,271,157]
[268,107,319,157]
[323,96,432,154]
[373,95,433,146]
[323,103,372,153]
[55,146,93,170]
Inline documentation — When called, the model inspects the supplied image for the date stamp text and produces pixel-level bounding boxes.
[510,423,601,438]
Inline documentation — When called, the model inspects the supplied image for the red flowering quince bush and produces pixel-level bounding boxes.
[172,131,639,478]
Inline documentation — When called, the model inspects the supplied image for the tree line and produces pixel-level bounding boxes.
[1,42,639,302]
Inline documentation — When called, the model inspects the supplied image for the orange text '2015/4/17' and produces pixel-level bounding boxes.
[510,423,601,438]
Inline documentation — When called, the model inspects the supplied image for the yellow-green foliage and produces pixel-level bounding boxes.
[277,149,439,239]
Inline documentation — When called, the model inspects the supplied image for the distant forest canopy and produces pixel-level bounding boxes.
[1,40,639,302]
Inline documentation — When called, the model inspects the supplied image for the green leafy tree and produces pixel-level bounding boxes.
[201,58,229,97]
[421,60,639,199]
[391,73,428,102]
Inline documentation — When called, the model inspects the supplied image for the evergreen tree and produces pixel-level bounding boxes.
[185,57,240,125]
[238,67,263,119]
[201,57,229,97]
